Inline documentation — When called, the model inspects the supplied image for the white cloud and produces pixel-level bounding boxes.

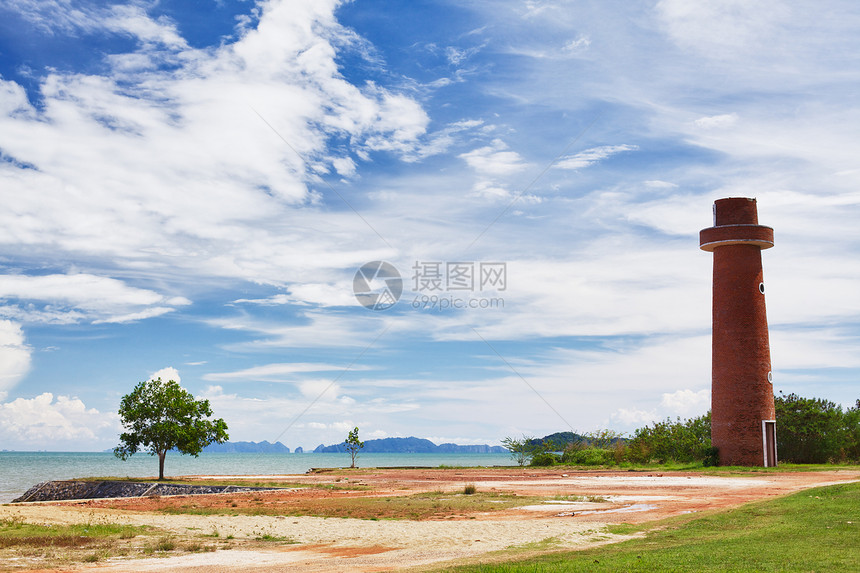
[656,0,790,57]
[660,389,710,418]
[196,385,371,446]
[0,0,430,292]
[611,408,658,427]
[0,393,118,450]
[0,320,31,394]
[562,36,591,54]
[469,180,513,200]
[459,139,528,176]
[298,379,342,402]
[693,113,739,129]
[149,366,181,384]
[208,310,396,350]
[201,385,223,397]
[0,274,190,324]
[204,362,367,382]
[644,180,678,189]
[4,0,99,35]
[231,295,293,306]
[445,45,482,66]
[624,193,709,235]
[402,119,485,162]
[555,144,638,170]
[286,283,359,307]
[104,4,188,49]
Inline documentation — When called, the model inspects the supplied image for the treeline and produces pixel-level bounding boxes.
[776,393,860,463]
[506,392,859,467]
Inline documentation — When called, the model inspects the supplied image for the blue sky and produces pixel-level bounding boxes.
[1,0,858,452]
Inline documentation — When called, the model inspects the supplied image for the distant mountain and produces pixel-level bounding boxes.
[534,432,585,447]
[201,440,290,453]
[532,432,624,448]
[313,436,506,454]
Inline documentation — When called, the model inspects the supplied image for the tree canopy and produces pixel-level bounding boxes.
[345,427,364,468]
[775,392,859,463]
[114,378,228,479]
[501,435,539,466]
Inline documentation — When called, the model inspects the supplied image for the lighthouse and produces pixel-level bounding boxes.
[700,197,777,467]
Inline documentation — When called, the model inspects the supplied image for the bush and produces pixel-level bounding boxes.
[529,452,560,466]
[582,429,625,449]
[627,413,711,464]
[501,435,537,466]
[561,448,615,466]
[703,446,719,467]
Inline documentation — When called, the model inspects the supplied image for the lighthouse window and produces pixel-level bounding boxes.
[759,282,765,294]
[767,371,773,383]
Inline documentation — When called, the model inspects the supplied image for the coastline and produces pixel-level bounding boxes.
[0,451,516,503]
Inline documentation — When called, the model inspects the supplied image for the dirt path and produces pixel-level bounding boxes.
[3,468,858,572]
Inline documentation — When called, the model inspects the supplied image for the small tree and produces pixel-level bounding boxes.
[502,435,536,466]
[114,378,229,480]
[345,427,364,468]
[627,413,711,464]
[583,429,625,449]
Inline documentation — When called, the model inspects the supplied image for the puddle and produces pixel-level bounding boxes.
[575,503,657,515]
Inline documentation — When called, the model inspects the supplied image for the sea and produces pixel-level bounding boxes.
[0,452,516,503]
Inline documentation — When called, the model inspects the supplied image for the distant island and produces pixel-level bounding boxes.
[313,436,507,454]
[201,440,290,453]
[101,434,581,455]
[101,438,507,455]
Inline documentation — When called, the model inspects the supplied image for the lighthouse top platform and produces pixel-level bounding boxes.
[700,197,774,252]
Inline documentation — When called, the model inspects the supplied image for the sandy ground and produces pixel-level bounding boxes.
[3,467,859,572]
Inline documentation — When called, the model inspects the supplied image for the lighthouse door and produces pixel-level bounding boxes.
[763,421,777,467]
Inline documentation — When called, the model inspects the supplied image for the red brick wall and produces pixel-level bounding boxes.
[711,244,775,465]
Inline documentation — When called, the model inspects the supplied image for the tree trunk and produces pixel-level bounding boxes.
[158,450,166,480]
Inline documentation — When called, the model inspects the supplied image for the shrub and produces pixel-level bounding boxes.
[529,452,560,466]
[155,537,175,552]
[501,435,536,466]
[561,448,615,466]
[583,429,625,449]
[627,413,711,464]
[703,446,719,467]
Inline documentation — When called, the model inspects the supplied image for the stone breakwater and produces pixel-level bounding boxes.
[12,480,281,503]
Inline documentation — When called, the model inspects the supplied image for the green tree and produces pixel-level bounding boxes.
[345,427,364,468]
[501,435,535,466]
[844,400,860,461]
[583,429,625,449]
[114,378,229,480]
[559,429,625,466]
[775,392,846,463]
[627,413,711,464]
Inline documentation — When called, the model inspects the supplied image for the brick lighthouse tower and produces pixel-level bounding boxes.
[700,198,777,467]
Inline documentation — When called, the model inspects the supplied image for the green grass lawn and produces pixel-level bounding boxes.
[440,481,860,572]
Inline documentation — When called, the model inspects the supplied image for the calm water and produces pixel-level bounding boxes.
[0,452,515,503]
